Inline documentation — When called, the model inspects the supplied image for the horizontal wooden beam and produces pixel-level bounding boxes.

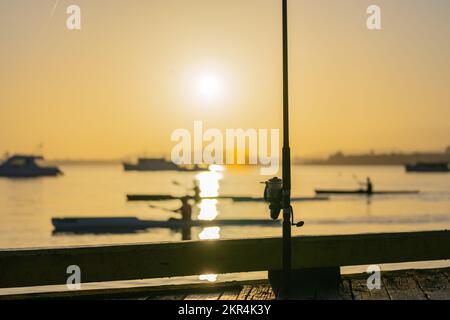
[1,230,449,288]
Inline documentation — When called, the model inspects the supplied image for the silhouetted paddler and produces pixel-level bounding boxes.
[366,177,373,195]
[174,196,192,222]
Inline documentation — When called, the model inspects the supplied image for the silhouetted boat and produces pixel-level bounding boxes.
[0,155,62,178]
[126,194,328,202]
[52,217,279,233]
[405,162,450,173]
[315,189,419,195]
[123,157,207,172]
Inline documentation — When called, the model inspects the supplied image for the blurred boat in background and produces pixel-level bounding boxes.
[123,157,207,172]
[0,154,62,178]
[405,162,450,173]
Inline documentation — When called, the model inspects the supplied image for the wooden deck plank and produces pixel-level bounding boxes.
[338,279,353,300]
[382,271,427,300]
[151,294,187,300]
[350,278,390,300]
[314,282,345,300]
[413,269,450,300]
[236,285,253,300]
[441,268,450,281]
[218,289,241,300]
[149,269,449,301]
[246,285,276,300]
[184,292,222,300]
[1,267,449,300]
[118,296,150,300]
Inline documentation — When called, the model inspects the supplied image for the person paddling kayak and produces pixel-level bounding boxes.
[193,181,201,202]
[149,196,193,240]
[172,180,201,202]
[366,177,373,195]
[149,196,192,222]
[173,196,192,240]
[355,175,373,194]
[174,196,192,222]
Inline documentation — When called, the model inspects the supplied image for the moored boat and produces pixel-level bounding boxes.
[123,157,207,172]
[0,155,62,178]
[405,162,450,173]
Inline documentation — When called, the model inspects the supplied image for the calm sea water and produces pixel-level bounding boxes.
[1,164,449,292]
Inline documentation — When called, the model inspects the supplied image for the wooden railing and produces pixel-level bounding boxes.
[0,230,449,288]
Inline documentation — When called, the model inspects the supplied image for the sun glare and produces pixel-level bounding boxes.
[198,74,221,99]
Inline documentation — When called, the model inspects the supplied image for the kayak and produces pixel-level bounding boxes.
[315,189,420,195]
[52,217,280,232]
[231,196,329,202]
[127,194,212,201]
[127,194,329,202]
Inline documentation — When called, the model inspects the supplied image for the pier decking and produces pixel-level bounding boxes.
[1,231,449,300]
[144,267,450,300]
[2,267,448,300]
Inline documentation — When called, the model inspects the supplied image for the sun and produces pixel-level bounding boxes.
[198,74,221,99]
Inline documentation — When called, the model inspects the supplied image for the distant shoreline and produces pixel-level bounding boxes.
[44,160,122,166]
[296,148,450,166]
[40,147,450,166]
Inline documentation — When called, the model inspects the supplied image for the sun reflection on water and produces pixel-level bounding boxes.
[196,168,223,220]
[197,199,218,221]
[196,168,223,282]
[196,170,223,198]
[198,227,221,240]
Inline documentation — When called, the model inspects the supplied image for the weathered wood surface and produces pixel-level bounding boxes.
[1,268,448,300]
[150,268,450,301]
[338,279,353,300]
[350,277,390,300]
[383,270,427,300]
[1,230,449,288]
[185,292,222,300]
[235,285,254,300]
[152,294,186,300]
[246,285,276,300]
[218,289,241,300]
[413,269,450,300]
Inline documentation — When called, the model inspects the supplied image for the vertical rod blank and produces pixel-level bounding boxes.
[281,0,292,298]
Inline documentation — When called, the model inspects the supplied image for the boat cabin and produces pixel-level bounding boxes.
[0,154,62,177]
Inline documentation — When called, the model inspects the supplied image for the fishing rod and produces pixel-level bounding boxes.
[280,0,292,298]
[263,0,303,299]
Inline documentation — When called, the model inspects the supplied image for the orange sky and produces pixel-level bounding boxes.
[1,0,449,159]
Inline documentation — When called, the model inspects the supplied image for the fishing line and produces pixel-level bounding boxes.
[37,0,61,40]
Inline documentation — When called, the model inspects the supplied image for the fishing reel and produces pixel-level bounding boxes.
[263,177,304,228]
[263,177,283,220]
